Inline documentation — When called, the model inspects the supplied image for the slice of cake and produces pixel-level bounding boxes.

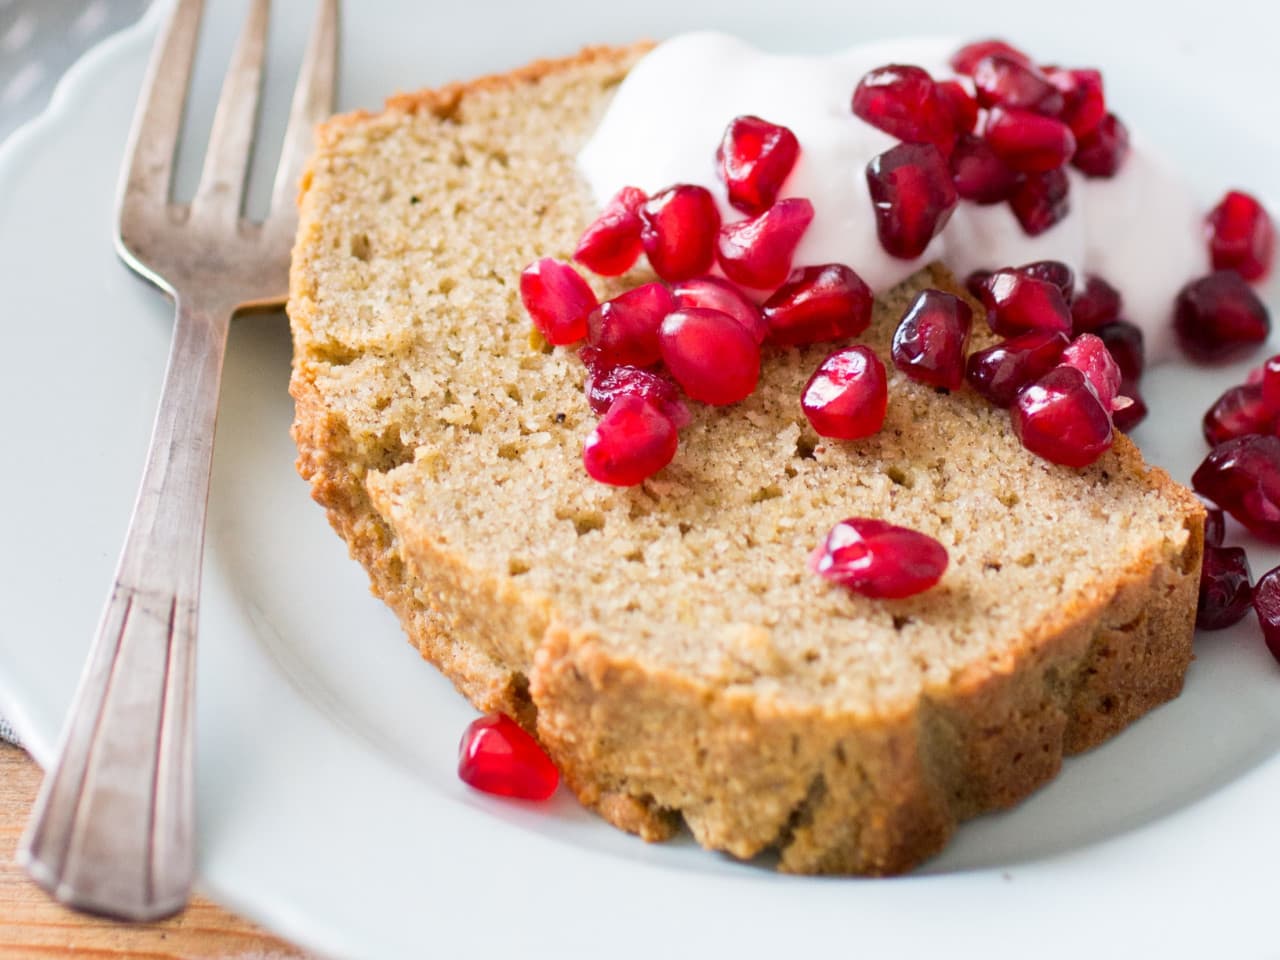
[286,44,1203,874]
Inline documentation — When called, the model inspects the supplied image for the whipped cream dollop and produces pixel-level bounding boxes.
[577,32,1210,362]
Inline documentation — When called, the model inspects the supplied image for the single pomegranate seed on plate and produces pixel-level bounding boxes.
[458,713,559,800]
[671,275,768,344]
[574,185,647,276]
[1009,168,1070,235]
[1197,545,1254,630]
[585,281,673,368]
[1192,434,1280,541]
[1261,354,1280,413]
[1111,381,1147,432]
[1174,270,1271,363]
[891,289,973,390]
[949,134,1019,204]
[1045,68,1106,136]
[1252,567,1280,664]
[935,79,978,134]
[1061,333,1122,410]
[980,269,1072,337]
[717,197,814,289]
[1072,113,1129,178]
[1206,190,1275,282]
[1204,505,1226,547]
[972,55,1065,115]
[762,263,873,346]
[1012,365,1113,468]
[809,518,948,599]
[801,346,888,439]
[852,64,957,155]
[1070,274,1123,332]
[717,115,801,216]
[1202,383,1274,446]
[1095,320,1145,383]
[582,394,680,486]
[866,142,958,260]
[659,308,760,405]
[984,106,1077,173]
[965,268,993,300]
[1017,260,1074,304]
[584,362,690,427]
[639,184,720,282]
[966,329,1069,407]
[519,258,597,346]
[950,39,1032,76]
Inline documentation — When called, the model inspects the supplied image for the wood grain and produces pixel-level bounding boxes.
[0,742,312,959]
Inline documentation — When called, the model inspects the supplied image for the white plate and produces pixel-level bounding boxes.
[2,1,1279,957]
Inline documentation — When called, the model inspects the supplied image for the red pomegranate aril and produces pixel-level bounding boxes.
[1262,354,1280,413]
[1112,381,1147,432]
[984,106,1076,173]
[1013,365,1113,468]
[980,269,1072,337]
[809,518,948,599]
[458,713,559,800]
[891,289,973,390]
[1174,270,1271,363]
[1072,113,1129,178]
[584,363,690,427]
[639,184,720,282]
[574,186,646,276]
[659,308,760,406]
[1206,190,1275,282]
[585,281,673,368]
[671,275,768,344]
[1204,505,1226,547]
[1017,260,1074,304]
[949,134,1019,205]
[1252,567,1280,664]
[1046,68,1106,137]
[1061,333,1122,410]
[801,346,888,440]
[1009,168,1070,236]
[866,142,958,260]
[852,64,957,155]
[1192,434,1280,541]
[935,80,979,134]
[1202,383,1274,446]
[717,197,814,289]
[717,115,801,216]
[1095,320,1145,383]
[965,269,993,300]
[762,263,873,346]
[519,258,597,346]
[965,329,1069,407]
[950,39,1032,76]
[972,55,1065,115]
[1071,274,1123,333]
[1197,545,1254,630]
[582,394,679,486]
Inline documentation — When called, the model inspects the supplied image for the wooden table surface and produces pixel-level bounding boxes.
[0,742,312,959]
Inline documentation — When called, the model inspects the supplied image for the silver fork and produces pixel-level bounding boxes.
[18,0,338,921]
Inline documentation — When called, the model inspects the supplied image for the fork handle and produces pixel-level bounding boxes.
[20,296,231,920]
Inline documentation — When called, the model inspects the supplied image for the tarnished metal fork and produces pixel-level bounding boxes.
[19,0,338,920]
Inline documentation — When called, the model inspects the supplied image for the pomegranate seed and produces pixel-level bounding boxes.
[1197,545,1254,630]
[984,106,1077,173]
[716,198,814,289]
[809,518,948,599]
[966,329,1069,407]
[1205,505,1226,546]
[1017,260,1074,304]
[659,308,760,405]
[950,39,1032,76]
[972,55,1065,115]
[1192,434,1280,541]
[458,713,559,800]
[671,275,768,344]
[965,269,993,300]
[585,282,673,368]
[717,115,801,216]
[980,269,1072,337]
[801,346,888,439]
[1046,68,1106,136]
[1262,354,1280,413]
[519,258,597,346]
[1174,271,1271,363]
[574,186,646,276]
[852,64,956,155]
[1012,365,1113,468]
[891,289,973,390]
[584,362,690,428]
[1061,333,1122,410]
[935,80,978,134]
[1206,190,1275,282]
[1112,381,1148,432]
[1072,113,1129,178]
[582,394,679,486]
[866,142,958,259]
[639,184,720,282]
[762,263,873,346]
[949,134,1019,204]
[1071,274,1123,332]
[1202,383,1274,446]
[1009,168,1070,236]
[1252,567,1280,663]
[1095,320,1145,383]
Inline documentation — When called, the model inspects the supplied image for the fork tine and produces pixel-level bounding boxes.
[191,0,270,221]
[269,0,338,214]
